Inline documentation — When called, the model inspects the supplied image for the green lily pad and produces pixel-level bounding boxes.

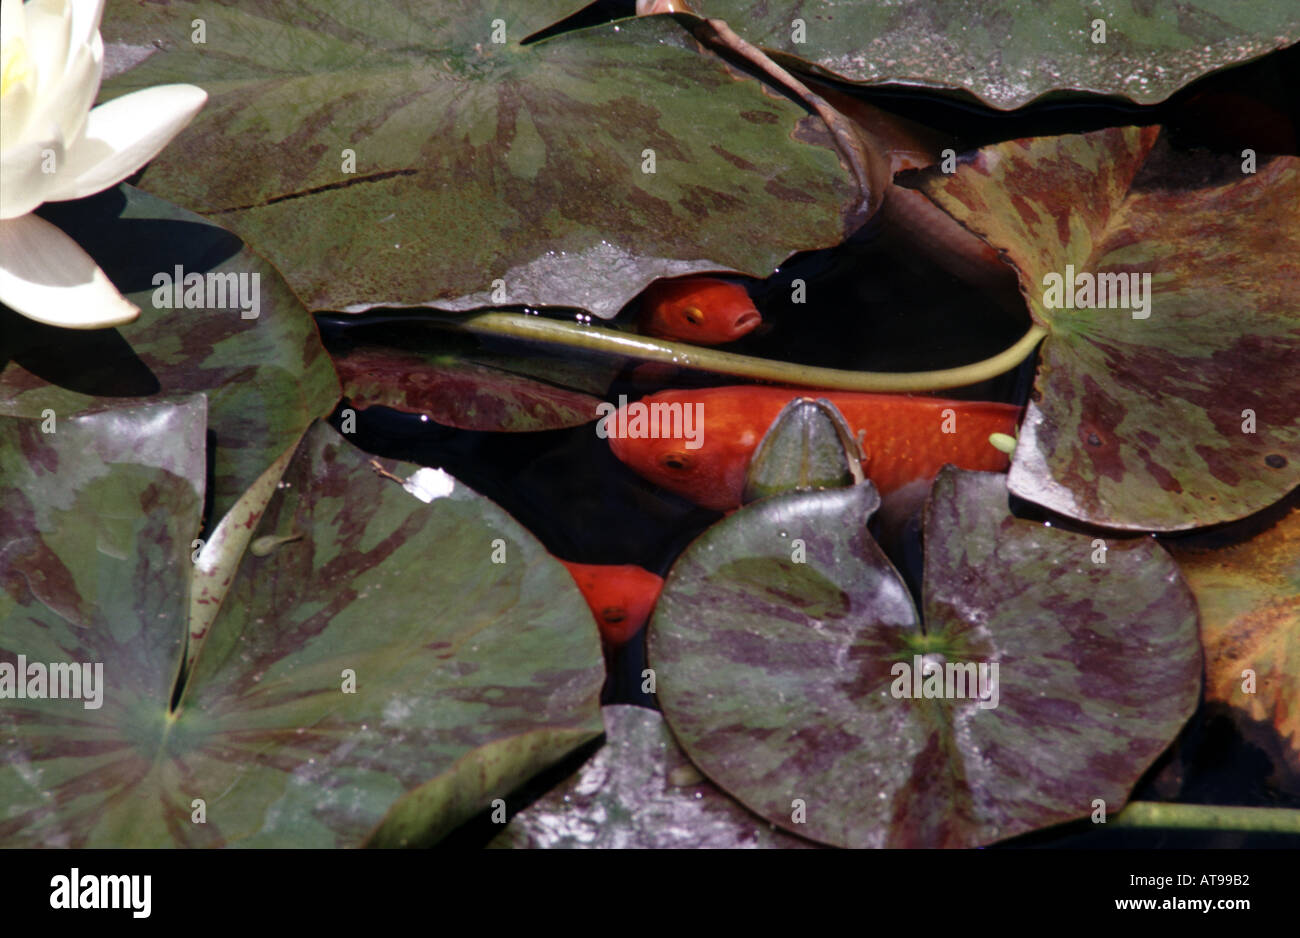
[649,469,1201,847]
[329,329,613,432]
[0,411,604,847]
[489,705,818,848]
[692,0,1300,110]
[913,128,1300,531]
[0,185,340,530]
[100,1,865,318]
[1167,500,1300,776]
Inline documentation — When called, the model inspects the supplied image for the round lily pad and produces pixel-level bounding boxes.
[100,1,865,317]
[649,470,1202,847]
[0,410,604,847]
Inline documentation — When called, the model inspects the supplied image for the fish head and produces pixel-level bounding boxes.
[607,392,755,511]
[639,277,761,345]
[561,561,664,647]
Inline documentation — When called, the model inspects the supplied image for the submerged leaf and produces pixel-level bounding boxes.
[101,1,865,317]
[0,416,604,847]
[331,338,610,432]
[489,705,818,848]
[649,469,1201,847]
[915,128,1300,530]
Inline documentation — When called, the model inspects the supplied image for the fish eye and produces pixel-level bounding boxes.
[601,606,626,624]
[659,451,693,471]
[681,306,704,325]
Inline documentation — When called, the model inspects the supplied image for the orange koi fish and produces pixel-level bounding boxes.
[606,386,1020,511]
[638,277,762,345]
[560,560,665,647]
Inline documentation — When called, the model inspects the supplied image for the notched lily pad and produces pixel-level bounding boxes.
[649,469,1201,847]
[914,127,1300,530]
[0,413,604,847]
[694,0,1300,110]
[489,705,818,848]
[0,184,340,529]
[101,0,864,317]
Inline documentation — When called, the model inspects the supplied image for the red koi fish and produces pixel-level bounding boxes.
[560,560,665,647]
[606,386,1020,511]
[638,277,762,345]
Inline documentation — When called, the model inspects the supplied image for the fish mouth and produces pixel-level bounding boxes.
[732,310,762,334]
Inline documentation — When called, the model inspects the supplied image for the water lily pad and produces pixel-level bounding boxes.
[489,705,818,848]
[0,412,604,847]
[100,1,865,318]
[1167,500,1300,775]
[649,469,1201,847]
[692,0,1300,110]
[913,127,1300,530]
[0,185,340,530]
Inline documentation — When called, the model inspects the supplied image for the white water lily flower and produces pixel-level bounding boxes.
[0,0,206,328]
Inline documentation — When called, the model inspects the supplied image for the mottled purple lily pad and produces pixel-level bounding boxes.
[649,470,1201,847]
[100,1,865,318]
[0,412,603,847]
[331,334,614,432]
[914,127,1300,530]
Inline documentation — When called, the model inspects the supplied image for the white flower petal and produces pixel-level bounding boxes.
[0,127,65,218]
[67,0,107,56]
[42,31,101,143]
[0,74,37,150]
[0,0,37,149]
[24,0,73,102]
[0,213,139,328]
[49,83,206,201]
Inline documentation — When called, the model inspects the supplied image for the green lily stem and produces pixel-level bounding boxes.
[1112,802,1300,834]
[428,312,1050,393]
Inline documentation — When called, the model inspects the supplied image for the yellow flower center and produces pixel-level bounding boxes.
[1,34,31,99]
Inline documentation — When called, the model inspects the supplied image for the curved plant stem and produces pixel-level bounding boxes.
[1113,801,1300,833]
[427,312,1049,392]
